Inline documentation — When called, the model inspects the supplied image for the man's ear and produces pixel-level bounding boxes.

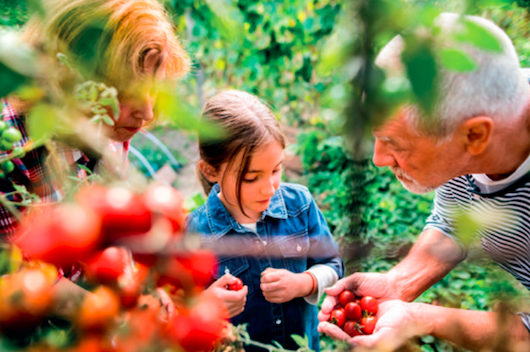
[458,116,493,156]
[198,160,218,183]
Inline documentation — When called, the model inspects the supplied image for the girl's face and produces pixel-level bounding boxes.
[218,141,284,223]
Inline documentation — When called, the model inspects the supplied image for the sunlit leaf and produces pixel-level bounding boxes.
[27,103,61,140]
[204,0,244,44]
[456,18,503,53]
[440,48,477,72]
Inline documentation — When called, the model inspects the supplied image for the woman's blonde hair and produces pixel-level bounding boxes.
[22,0,189,92]
[198,90,286,214]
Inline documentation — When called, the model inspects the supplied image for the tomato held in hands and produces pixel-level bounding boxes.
[227,278,243,291]
[344,301,362,321]
[360,316,377,335]
[360,296,379,315]
[344,321,362,337]
[330,307,346,328]
[338,290,356,307]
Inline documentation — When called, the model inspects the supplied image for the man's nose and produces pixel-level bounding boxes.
[372,139,396,167]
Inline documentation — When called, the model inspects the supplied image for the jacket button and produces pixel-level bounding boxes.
[276,319,281,325]
[296,244,302,252]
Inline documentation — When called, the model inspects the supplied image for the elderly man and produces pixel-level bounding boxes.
[318,13,530,351]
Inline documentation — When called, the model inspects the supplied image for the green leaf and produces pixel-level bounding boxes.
[440,49,477,72]
[290,334,308,348]
[27,103,60,140]
[101,114,115,126]
[401,35,438,115]
[458,19,503,53]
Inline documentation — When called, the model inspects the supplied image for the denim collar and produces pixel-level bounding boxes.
[206,183,288,239]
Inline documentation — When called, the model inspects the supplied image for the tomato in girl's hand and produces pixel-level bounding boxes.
[360,296,379,315]
[338,290,356,307]
[344,301,362,321]
[344,320,362,337]
[227,278,243,291]
[361,316,377,334]
[330,307,346,328]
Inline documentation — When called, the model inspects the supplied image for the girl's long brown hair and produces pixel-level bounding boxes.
[198,90,286,215]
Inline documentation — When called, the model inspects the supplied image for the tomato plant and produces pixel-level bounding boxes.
[76,286,120,332]
[15,204,102,268]
[83,246,127,285]
[166,295,227,352]
[76,186,152,240]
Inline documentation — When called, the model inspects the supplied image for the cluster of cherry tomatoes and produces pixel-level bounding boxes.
[3,184,229,352]
[0,121,24,177]
[330,290,379,337]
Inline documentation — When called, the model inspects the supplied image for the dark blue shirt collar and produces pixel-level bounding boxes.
[205,183,288,238]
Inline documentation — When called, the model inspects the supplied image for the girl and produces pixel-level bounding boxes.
[186,90,344,352]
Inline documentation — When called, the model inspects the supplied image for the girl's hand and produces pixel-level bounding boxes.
[203,274,248,318]
[260,268,313,303]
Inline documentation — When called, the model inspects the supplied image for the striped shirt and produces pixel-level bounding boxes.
[424,164,530,329]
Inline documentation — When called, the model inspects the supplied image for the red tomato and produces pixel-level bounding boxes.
[344,301,362,321]
[344,321,362,337]
[227,278,243,291]
[15,203,102,268]
[83,247,127,285]
[361,316,377,335]
[76,186,152,241]
[117,263,149,309]
[158,250,218,291]
[144,184,187,234]
[0,266,56,335]
[166,295,227,352]
[338,290,356,307]
[330,308,346,328]
[76,286,120,331]
[360,296,379,315]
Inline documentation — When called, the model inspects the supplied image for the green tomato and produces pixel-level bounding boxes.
[12,146,25,158]
[0,121,7,132]
[1,161,14,174]
[2,128,22,143]
[0,140,13,152]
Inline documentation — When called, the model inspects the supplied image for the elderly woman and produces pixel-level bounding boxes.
[0,0,190,320]
[1,0,190,237]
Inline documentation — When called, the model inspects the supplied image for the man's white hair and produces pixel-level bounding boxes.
[376,13,529,139]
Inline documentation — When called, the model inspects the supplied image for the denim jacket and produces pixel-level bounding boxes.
[186,183,344,352]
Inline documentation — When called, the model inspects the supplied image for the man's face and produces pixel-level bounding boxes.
[372,111,466,194]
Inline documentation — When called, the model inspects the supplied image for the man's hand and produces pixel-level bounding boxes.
[203,274,247,318]
[317,272,397,326]
[352,301,430,350]
[260,268,312,303]
[318,300,431,350]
